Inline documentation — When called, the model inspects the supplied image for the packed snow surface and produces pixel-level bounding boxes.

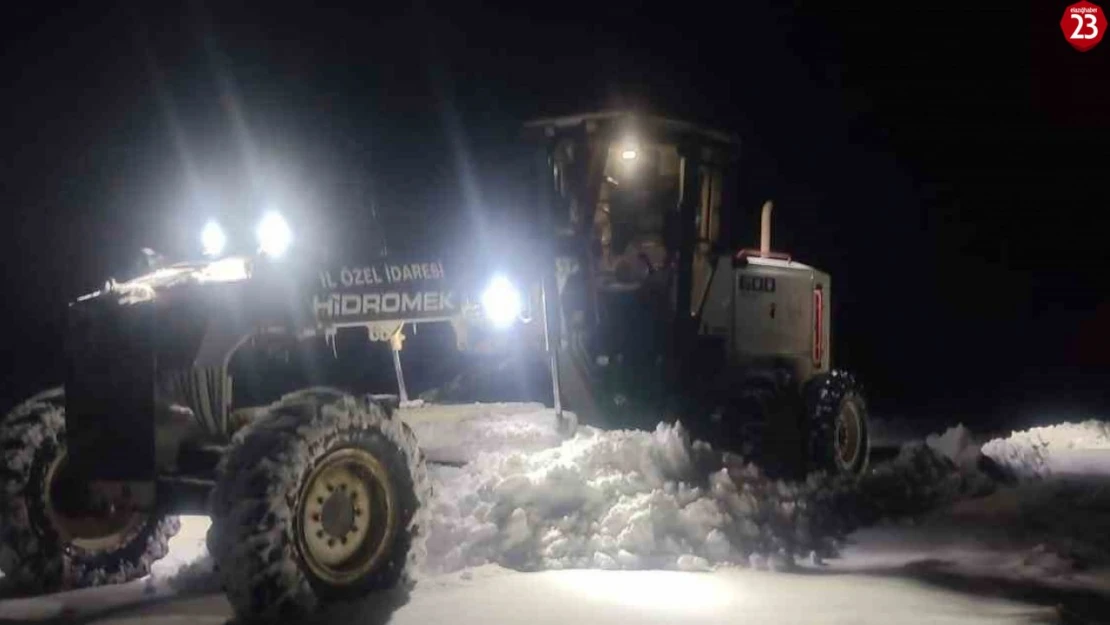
[2,563,1057,625]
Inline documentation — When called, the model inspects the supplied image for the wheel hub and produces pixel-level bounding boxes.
[320,490,357,538]
[298,447,395,585]
[43,451,145,553]
[834,401,862,470]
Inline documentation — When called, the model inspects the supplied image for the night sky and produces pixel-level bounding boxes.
[2,2,1107,427]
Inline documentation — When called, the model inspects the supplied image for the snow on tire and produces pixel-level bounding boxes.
[806,371,870,476]
[0,389,180,592]
[207,388,429,620]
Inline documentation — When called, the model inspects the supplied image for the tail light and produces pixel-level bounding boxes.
[813,284,824,368]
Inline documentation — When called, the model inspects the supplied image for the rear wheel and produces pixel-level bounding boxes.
[807,371,870,476]
[0,389,179,592]
[207,388,429,620]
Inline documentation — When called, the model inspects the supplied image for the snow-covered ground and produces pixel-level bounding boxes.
[0,559,1059,625]
[2,404,1109,624]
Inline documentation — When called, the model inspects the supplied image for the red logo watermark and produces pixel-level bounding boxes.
[1060,1,1105,52]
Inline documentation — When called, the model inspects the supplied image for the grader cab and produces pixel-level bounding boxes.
[529,112,866,474]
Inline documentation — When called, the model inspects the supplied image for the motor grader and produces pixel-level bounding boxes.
[0,111,868,619]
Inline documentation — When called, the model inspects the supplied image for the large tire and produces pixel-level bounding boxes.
[207,388,430,620]
[806,371,871,476]
[0,389,180,592]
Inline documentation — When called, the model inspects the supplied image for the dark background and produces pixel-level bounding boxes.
[2,2,1108,429]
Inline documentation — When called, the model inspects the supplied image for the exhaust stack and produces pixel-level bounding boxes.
[760,200,773,257]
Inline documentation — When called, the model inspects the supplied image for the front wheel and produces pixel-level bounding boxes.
[0,389,179,593]
[806,371,871,476]
[207,388,430,620]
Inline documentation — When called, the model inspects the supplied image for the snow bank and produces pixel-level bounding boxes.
[925,424,981,470]
[148,409,1032,592]
[422,422,848,575]
[982,420,1110,479]
[851,441,996,524]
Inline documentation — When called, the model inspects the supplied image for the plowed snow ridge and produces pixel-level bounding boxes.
[145,410,1110,587]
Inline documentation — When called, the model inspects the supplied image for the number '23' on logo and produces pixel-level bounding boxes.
[1060,1,1106,52]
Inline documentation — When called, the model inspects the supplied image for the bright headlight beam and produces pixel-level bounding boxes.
[201,220,227,257]
[256,211,292,258]
[481,275,523,328]
[620,148,638,160]
[197,257,250,283]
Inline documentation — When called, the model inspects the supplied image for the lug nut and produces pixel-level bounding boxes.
[317,497,324,504]
[316,530,324,538]
[340,537,347,545]
[326,484,334,492]
[327,539,335,547]
[354,508,361,517]
[312,513,320,522]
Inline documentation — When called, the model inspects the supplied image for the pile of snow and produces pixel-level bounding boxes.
[925,424,981,470]
[851,441,996,525]
[982,420,1110,479]
[422,422,846,575]
[146,410,1055,592]
[419,417,1017,577]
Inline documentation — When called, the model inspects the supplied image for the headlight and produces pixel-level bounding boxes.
[480,275,523,328]
[256,212,292,258]
[201,220,227,257]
